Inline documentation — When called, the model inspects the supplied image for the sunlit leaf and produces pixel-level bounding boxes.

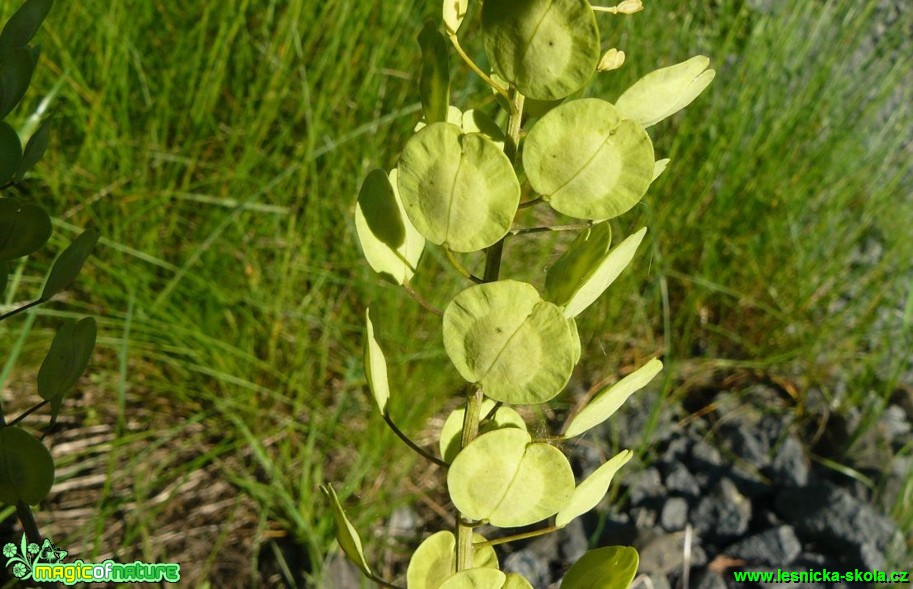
[561,227,647,318]
[503,573,534,589]
[443,0,469,35]
[653,158,670,181]
[0,196,51,261]
[545,222,612,309]
[560,546,639,589]
[407,531,498,589]
[0,0,53,54]
[37,317,96,426]
[439,399,526,463]
[461,109,506,150]
[355,169,425,285]
[524,98,654,220]
[439,568,507,589]
[0,121,23,186]
[418,20,450,124]
[555,450,633,527]
[398,123,519,253]
[443,280,578,404]
[482,0,600,100]
[615,55,715,127]
[448,428,574,527]
[320,484,372,576]
[563,358,662,438]
[0,46,37,118]
[364,309,390,416]
[14,118,50,181]
[0,426,54,505]
[41,227,99,300]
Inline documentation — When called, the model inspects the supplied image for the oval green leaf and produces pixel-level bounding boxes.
[418,20,450,124]
[561,227,647,318]
[407,531,498,589]
[0,0,53,54]
[0,122,23,186]
[320,483,372,576]
[443,280,578,404]
[504,573,534,589]
[398,123,519,253]
[615,55,715,128]
[560,545,639,589]
[555,449,633,528]
[563,358,662,438]
[439,568,507,589]
[14,118,50,182]
[41,227,99,300]
[443,0,469,35]
[364,309,390,416]
[524,98,654,220]
[37,317,97,429]
[0,197,51,262]
[482,0,600,101]
[545,222,611,309]
[448,428,575,527]
[0,46,37,118]
[439,399,526,464]
[355,169,425,285]
[0,426,54,505]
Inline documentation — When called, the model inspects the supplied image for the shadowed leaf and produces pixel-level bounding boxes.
[41,227,99,300]
[0,426,54,505]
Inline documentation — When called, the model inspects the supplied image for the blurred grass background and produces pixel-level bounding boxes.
[0,0,910,585]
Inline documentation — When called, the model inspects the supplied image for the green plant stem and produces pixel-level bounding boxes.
[444,248,482,284]
[517,196,543,209]
[382,413,448,468]
[16,500,42,546]
[455,86,525,573]
[403,283,443,317]
[474,525,559,548]
[447,34,513,110]
[509,222,592,236]
[0,298,42,322]
[7,399,49,428]
[366,572,405,589]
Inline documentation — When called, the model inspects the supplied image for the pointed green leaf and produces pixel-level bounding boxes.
[562,227,647,318]
[653,158,670,181]
[0,46,38,118]
[545,222,612,308]
[448,428,575,527]
[440,568,507,589]
[482,0,600,101]
[439,399,526,464]
[0,0,53,54]
[355,169,425,285]
[0,426,54,505]
[560,546,639,589]
[13,117,49,181]
[0,196,51,261]
[524,99,655,220]
[418,20,450,124]
[0,121,23,186]
[615,55,715,128]
[41,227,99,300]
[564,358,662,438]
[556,450,633,527]
[320,484,372,576]
[397,123,519,253]
[364,309,390,416]
[443,0,469,35]
[443,280,578,404]
[504,574,534,589]
[37,317,96,428]
[407,531,498,589]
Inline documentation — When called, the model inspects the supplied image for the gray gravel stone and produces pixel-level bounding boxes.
[660,497,689,532]
[768,435,809,487]
[504,549,550,589]
[691,569,727,589]
[693,478,751,543]
[664,462,701,499]
[627,467,664,505]
[725,525,802,565]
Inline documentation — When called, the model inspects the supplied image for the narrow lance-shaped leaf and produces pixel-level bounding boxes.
[320,484,372,576]
[545,222,612,309]
[0,0,53,54]
[560,546,639,589]
[0,426,54,506]
[0,196,52,261]
[555,449,633,527]
[561,227,648,318]
[364,309,390,416]
[0,46,38,118]
[563,358,662,438]
[14,117,50,182]
[653,158,670,181]
[0,122,23,186]
[615,55,715,128]
[41,227,100,300]
[37,317,97,427]
[418,20,450,125]
[443,0,469,35]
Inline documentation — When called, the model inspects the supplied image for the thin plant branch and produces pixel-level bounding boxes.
[517,196,544,209]
[444,248,483,284]
[8,399,48,428]
[0,298,42,322]
[447,34,513,109]
[474,525,559,548]
[403,283,444,317]
[383,413,448,468]
[509,222,592,236]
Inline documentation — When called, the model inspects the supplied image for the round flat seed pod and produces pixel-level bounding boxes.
[398,122,519,253]
[482,0,600,101]
[439,399,526,463]
[524,98,654,220]
[443,280,578,404]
